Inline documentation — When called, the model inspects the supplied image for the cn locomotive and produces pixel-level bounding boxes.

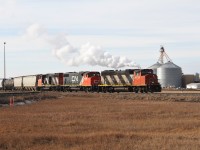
[1,69,161,93]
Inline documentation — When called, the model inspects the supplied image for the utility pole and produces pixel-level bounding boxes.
[4,42,6,79]
[3,42,6,90]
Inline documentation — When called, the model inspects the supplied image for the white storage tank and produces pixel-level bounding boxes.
[186,83,200,89]
[157,62,182,88]
[148,62,162,75]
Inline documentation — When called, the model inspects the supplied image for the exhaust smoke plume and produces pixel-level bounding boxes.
[26,24,140,69]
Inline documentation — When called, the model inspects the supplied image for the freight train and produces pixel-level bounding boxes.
[1,69,161,93]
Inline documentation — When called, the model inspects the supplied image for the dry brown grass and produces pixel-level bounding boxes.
[0,92,199,150]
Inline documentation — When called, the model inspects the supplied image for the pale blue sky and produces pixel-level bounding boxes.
[0,0,200,77]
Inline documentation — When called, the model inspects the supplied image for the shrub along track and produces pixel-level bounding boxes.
[0,91,57,105]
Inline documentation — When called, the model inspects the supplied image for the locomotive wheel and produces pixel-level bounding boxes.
[84,88,88,93]
[128,87,133,92]
[109,87,114,93]
[134,89,139,93]
[140,88,144,93]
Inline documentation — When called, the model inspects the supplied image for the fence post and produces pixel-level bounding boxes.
[9,96,14,107]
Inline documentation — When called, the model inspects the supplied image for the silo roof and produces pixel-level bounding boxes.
[158,61,181,69]
[148,62,162,69]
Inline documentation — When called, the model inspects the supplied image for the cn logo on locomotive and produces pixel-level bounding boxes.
[72,76,78,82]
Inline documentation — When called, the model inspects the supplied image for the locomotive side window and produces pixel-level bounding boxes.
[88,73,94,77]
[135,71,140,76]
[64,74,69,77]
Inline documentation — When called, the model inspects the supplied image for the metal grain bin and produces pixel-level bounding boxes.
[157,62,182,88]
[148,62,162,75]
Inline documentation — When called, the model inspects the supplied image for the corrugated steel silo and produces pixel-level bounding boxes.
[157,62,182,88]
[148,62,162,75]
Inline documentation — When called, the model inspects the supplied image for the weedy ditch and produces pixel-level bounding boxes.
[0,92,59,107]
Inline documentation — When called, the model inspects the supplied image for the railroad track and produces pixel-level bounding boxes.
[0,90,200,96]
[0,91,41,96]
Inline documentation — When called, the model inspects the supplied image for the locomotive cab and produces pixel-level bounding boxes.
[133,69,161,93]
[81,72,101,86]
[80,71,101,92]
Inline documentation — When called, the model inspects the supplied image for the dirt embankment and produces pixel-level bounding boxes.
[62,92,200,102]
[1,91,200,106]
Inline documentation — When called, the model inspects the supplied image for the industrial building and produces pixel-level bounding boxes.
[182,74,195,88]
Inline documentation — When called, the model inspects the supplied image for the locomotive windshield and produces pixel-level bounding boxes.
[141,69,153,75]
[87,72,100,77]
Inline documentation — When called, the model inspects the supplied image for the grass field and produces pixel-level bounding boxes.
[0,92,199,150]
